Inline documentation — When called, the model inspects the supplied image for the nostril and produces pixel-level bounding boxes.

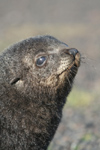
[68,48,78,56]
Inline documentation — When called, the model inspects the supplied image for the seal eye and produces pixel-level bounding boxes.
[36,56,47,67]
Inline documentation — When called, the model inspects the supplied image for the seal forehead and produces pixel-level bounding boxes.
[36,35,69,54]
[34,35,68,47]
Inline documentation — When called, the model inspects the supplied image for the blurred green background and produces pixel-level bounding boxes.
[0,0,100,149]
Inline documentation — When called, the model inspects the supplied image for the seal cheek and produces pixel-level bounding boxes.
[23,55,33,67]
[40,75,58,87]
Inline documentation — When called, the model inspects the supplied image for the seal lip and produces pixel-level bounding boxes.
[58,62,74,76]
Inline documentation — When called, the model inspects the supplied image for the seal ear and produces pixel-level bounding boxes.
[10,78,20,85]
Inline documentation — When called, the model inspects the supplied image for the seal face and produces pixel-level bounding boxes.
[0,35,81,150]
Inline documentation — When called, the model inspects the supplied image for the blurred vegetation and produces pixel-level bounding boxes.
[72,133,98,150]
[67,88,94,108]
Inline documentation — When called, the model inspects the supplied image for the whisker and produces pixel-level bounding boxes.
[66,72,71,87]
[80,54,97,70]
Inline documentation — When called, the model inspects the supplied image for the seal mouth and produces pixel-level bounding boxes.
[59,49,81,76]
[68,51,81,69]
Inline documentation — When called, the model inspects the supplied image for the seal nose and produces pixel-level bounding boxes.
[68,48,78,56]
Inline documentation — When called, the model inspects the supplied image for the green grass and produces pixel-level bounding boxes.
[67,88,94,108]
[71,133,98,150]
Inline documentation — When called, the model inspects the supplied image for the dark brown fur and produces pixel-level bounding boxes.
[0,35,80,150]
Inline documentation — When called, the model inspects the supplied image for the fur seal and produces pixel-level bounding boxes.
[0,35,81,150]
